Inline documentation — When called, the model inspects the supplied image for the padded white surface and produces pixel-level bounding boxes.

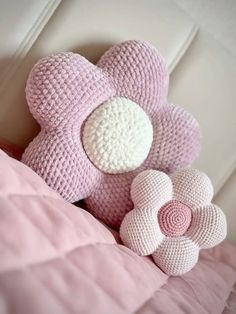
[0,0,60,93]
[174,0,236,56]
[168,32,236,193]
[24,0,197,72]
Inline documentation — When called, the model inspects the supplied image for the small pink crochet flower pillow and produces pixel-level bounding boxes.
[120,168,227,276]
[22,40,201,229]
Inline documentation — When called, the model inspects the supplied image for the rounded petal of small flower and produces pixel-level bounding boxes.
[131,170,172,209]
[171,168,213,208]
[120,208,165,256]
[152,236,199,276]
[186,204,227,249]
[97,40,169,116]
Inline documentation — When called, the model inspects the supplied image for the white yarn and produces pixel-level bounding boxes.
[186,203,227,249]
[120,207,164,256]
[119,169,227,276]
[82,97,153,173]
[131,170,173,209]
[152,236,199,276]
[171,168,214,209]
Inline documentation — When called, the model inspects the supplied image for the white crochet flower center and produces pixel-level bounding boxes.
[82,97,153,173]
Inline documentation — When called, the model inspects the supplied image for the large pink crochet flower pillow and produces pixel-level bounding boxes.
[120,168,227,275]
[22,40,201,229]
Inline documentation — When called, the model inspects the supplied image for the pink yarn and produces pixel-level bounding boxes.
[158,200,192,237]
[22,40,201,229]
[120,168,227,275]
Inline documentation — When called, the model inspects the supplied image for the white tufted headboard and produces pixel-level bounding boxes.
[0,0,235,241]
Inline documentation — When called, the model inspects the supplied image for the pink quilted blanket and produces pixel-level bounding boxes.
[0,149,236,314]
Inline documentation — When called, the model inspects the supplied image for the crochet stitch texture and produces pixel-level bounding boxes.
[120,168,227,275]
[22,40,201,228]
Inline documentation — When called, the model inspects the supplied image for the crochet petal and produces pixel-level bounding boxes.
[152,236,199,276]
[120,208,164,256]
[186,204,227,249]
[85,171,135,228]
[146,104,201,173]
[131,170,172,209]
[85,170,172,229]
[22,130,102,202]
[26,52,115,129]
[97,40,169,116]
[171,168,213,208]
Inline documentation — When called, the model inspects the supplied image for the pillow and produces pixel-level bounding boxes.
[22,40,201,229]
[120,168,227,275]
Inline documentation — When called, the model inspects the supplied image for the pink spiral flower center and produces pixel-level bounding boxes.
[158,200,192,237]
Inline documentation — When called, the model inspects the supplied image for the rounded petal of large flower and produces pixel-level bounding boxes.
[171,168,213,208]
[145,104,201,173]
[152,236,199,276]
[120,208,165,256]
[26,52,115,129]
[85,171,136,228]
[97,40,169,116]
[131,170,172,209]
[22,130,102,202]
[186,204,227,249]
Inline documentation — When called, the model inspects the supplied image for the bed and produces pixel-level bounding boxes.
[0,149,235,314]
[0,1,236,313]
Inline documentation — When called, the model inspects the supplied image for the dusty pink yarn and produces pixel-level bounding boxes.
[22,40,201,229]
[158,200,192,237]
[120,168,227,276]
